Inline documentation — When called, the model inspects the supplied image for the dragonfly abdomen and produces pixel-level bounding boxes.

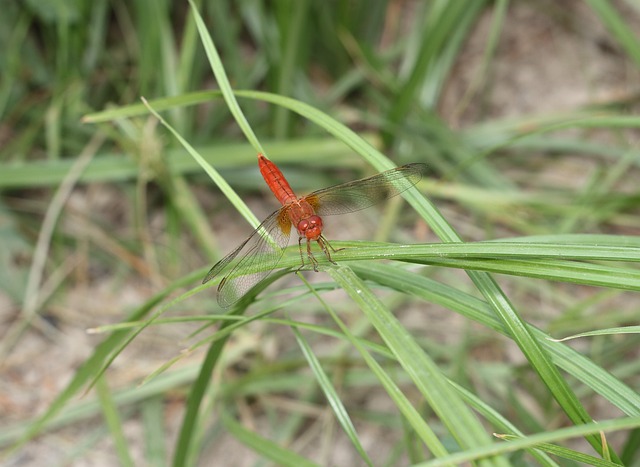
[258,154,296,205]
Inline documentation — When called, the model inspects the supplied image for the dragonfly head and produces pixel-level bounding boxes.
[297,215,323,241]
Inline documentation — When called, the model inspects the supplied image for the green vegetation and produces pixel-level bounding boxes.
[2,1,640,465]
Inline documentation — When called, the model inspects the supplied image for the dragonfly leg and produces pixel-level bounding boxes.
[306,239,320,271]
[296,237,319,272]
[297,237,306,269]
[317,236,339,265]
[323,236,344,254]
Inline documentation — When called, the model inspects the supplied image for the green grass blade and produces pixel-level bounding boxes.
[496,437,617,466]
[96,376,135,467]
[384,0,486,145]
[188,0,264,154]
[0,137,358,189]
[333,240,640,262]
[142,396,167,467]
[141,98,260,231]
[585,0,640,67]
[551,326,640,342]
[222,411,320,467]
[413,416,640,467]
[418,258,640,292]
[216,239,640,294]
[290,321,374,466]
[171,314,233,467]
[273,0,310,138]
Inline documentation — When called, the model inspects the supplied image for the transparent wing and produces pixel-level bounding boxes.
[202,208,292,308]
[305,163,426,216]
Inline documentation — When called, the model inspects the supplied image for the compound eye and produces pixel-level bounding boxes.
[298,215,323,240]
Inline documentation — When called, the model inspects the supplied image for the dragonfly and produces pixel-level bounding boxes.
[203,154,426,307]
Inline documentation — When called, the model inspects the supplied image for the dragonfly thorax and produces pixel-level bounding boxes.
[297,215,323,240]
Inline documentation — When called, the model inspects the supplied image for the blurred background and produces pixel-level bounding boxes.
[2,0,640,465]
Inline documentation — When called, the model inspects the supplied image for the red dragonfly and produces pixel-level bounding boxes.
[203,154,426,307]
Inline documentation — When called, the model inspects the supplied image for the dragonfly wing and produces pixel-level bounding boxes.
[307,163,426,216]
[203,208,292,308]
